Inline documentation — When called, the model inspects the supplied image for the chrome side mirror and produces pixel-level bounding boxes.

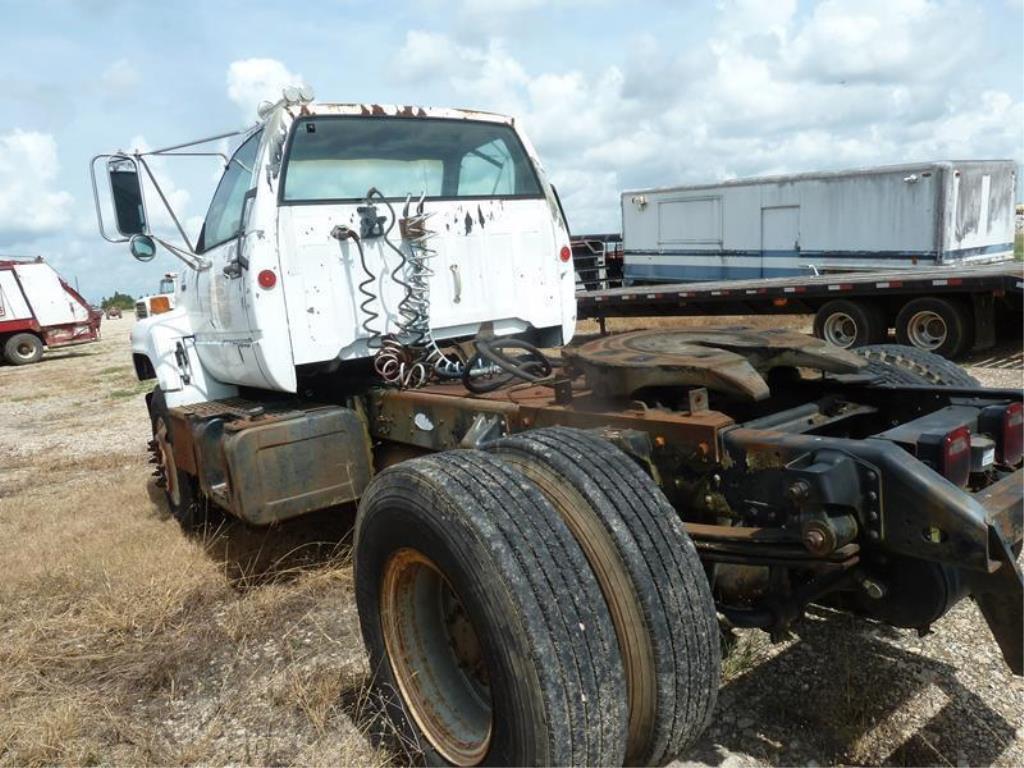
[129,234,157,262]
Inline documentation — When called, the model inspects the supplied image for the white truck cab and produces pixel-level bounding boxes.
[95,94,576,406]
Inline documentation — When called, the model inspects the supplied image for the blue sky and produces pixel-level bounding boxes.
[1,0,1022,302]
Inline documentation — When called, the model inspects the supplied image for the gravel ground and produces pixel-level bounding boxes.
[1,316,1021,767]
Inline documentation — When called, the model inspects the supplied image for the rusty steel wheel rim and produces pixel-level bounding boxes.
[154,417,180,506]
[380,548,492,766]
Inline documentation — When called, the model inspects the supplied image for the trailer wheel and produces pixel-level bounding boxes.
[3,333,43,365]
[855,344,980,387]
[488,427,720,765]
[354,450,627,767]
[147,388,212,531]
[894,297,972,358]
[813,300,886,348]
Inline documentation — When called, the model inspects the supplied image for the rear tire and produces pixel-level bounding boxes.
[489,428,720,765]
[3,333,43,365]
[855,344,980,387]
[354,450,627,766]
[894,297,972,359]
[813,300,886,348]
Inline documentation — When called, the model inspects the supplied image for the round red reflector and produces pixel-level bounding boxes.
[559,246,572,262]
[258,269,277,289]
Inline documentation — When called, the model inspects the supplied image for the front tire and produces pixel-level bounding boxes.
[147,388,212,530]
[3,333,44,365]
[354,450,627,766]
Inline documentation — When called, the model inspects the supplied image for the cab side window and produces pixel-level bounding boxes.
[197,132,261,252]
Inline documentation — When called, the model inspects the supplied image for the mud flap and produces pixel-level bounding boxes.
[970,526,1023,675]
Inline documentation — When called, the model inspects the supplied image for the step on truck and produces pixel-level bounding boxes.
[93,87,1023,767]
[0,257,102,365]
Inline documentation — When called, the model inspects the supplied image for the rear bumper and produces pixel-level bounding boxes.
[970,468,1023,675]
[974,469,1024,556]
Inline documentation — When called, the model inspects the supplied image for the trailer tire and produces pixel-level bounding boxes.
[894,297,972,358]
[354,450,627,767]
[813,300,886,348]
[488,427,720,765]
[147,388,214,531]
[855,344,980,387]
[3,333,43,365]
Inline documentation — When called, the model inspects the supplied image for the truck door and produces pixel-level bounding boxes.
[761,206,800,278]
[193,131,266,385]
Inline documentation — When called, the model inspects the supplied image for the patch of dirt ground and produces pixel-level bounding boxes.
[0,314,1021,766]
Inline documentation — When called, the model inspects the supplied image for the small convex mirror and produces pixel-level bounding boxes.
[129,234,157,262]
[107,157,149,236]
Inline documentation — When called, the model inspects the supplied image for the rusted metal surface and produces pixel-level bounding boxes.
[369,381,733,464]
[564,327,865,401]
[221,406,372,525]
[169,399,373,525]
[379,548,493,765]
[974,469,1024,545]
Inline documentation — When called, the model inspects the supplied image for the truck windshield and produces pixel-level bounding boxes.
[281,117,544,203]
[158,279,175,294]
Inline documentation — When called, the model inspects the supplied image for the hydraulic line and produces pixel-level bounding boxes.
[462,338,554,394]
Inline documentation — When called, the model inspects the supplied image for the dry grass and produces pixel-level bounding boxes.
[0,319,396,767]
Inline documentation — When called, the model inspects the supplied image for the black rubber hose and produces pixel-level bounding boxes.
[463,338,554,394]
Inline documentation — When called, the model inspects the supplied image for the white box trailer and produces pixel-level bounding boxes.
[621,160,1017,284]
[0,258,101,365]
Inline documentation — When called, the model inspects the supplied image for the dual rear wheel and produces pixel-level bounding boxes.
[354,428,720,766]
[814,297,974,358]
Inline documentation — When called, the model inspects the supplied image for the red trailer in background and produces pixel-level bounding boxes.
[0,257,102,365]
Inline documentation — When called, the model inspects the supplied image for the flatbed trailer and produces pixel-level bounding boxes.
[577,261,1024,358]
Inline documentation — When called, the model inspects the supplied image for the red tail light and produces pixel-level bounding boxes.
[1001,402,1023,466]
[940,426,971,487]
[258,269,277,289]
[559,246,572,263]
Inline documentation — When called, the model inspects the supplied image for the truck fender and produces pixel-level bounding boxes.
[130,308,238,407]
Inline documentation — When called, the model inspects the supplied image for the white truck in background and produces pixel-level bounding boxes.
[134,272,179,319]
[0,257,101,365]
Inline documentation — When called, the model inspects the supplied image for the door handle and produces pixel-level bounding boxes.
[450,264,462,304]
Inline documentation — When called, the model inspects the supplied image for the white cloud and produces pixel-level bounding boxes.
[100,58,141,93]
[226,58,305,119]
[395,0,1023,233]
[0,130,74,245]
